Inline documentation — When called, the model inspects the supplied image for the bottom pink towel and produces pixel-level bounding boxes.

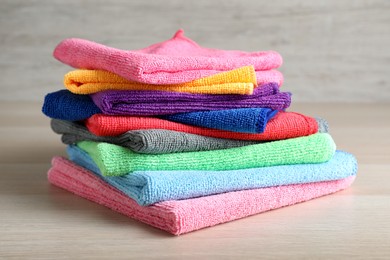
[47,156,355,235]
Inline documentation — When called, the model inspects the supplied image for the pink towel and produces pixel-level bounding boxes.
[53,30,283,85]
[48,156,355,235]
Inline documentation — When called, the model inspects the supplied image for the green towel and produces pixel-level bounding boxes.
[77,133,336,176]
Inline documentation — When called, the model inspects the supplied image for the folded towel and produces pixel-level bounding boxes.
[160,108,277,133]
[42,90,100,121]
[52,117,328,154]
[42,83,290,120]
[86,111,318,141]
[51,119,262,153]
[64,66,258,95]
[53,29,283,85]
[43,90,281,134]
[68,146,357,206]
[91,82,291,116]
[316,117,329,133]
[76,133,336,176]
[48,156,356,235]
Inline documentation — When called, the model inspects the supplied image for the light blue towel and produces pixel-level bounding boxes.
[67,145,358,206]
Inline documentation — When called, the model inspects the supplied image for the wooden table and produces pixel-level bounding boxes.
[1,102,389,259]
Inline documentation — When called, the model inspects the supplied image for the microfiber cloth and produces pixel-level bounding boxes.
[67,146,357,206]
[48,156,356,235]
[43,94,280,134]
[53,29,283,85]
[76,133,336,176]
[160,108,278,133]
[64,66,258,95]
[42,90,101,121]
[52,117,328,154]
[51,119,261,153]
[91,82,291,116]
[316,117,329,133]
[42,84,290,120]
[85,111,318,141]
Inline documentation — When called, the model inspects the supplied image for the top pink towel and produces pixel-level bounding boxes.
[53,30,283,85]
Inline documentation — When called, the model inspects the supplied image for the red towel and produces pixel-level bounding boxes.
[85,111,318,141]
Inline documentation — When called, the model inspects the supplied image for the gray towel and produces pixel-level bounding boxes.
[316,117,329,133]
[50,118,328,154]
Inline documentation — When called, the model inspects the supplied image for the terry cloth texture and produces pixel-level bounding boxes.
[48,156,356,235]
[68,146,358,206]
[160,108,278,133]
[85,111,318,141]
[64,66,258,95]
[52,118,328,154]
[91,82,291,116]
[42,90,101,121]
[76,133,336,176]
[51,119,262,153]
[54,29,283,85]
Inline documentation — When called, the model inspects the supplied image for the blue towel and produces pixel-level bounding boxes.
[42,90,278,133]
[67,145,358,206]
[160,108,278,133]
[42,90,101,121]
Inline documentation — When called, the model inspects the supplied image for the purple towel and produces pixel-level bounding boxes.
[91,82,291,116]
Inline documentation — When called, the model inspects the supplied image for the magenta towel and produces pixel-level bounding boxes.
[48,156,355,235]
[53,30,283,85]
[91,82,291,116]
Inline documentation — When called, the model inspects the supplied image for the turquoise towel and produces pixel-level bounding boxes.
[67,146,358,206]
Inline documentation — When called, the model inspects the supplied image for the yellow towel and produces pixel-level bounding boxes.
[64,66,257,95]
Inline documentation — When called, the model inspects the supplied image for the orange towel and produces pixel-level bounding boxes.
[64,66,257,95]
[85,111,318,141]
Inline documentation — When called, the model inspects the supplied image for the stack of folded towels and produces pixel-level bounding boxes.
[42,30,357,235]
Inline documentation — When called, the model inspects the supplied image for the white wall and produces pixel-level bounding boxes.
[1,0,389,102]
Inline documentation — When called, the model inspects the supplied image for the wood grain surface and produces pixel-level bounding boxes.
[0,0,389,102]
[0,102,389,259]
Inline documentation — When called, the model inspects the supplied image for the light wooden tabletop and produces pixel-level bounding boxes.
[1,102,389,259]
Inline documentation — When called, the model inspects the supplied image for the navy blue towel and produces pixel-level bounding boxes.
[42,90,101,121]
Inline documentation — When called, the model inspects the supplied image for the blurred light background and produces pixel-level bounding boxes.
[1,0,389,102]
